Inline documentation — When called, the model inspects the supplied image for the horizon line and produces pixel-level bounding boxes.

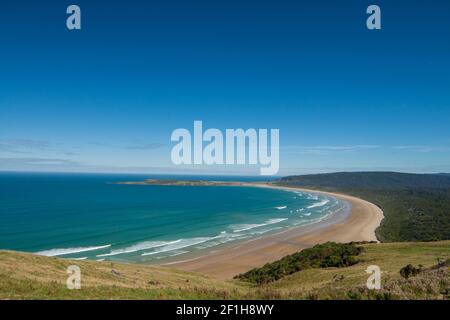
[0,169,448,177]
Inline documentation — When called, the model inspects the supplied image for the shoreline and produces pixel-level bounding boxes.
[166,184,384,279]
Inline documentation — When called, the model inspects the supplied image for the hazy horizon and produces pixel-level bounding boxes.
[1,169,449,178]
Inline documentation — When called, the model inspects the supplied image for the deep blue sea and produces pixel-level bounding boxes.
[0,172,346,263]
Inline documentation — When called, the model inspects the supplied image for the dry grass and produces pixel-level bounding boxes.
[0,250,243,299]
[1,241,449,299]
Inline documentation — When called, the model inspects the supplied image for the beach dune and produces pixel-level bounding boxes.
[168,186,384,279]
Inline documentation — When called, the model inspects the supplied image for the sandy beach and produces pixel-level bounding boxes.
[168,185,384,279]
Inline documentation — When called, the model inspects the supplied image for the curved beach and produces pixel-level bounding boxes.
[168,185,384,279]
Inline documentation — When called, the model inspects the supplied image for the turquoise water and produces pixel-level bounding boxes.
[0,172,347,263]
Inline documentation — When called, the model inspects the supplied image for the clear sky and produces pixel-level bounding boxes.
[1,0,450,175]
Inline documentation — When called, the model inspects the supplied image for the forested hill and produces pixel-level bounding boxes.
[278,172,450,189]
[275,172,450,243]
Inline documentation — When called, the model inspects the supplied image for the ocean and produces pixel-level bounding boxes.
[0,172,348,263]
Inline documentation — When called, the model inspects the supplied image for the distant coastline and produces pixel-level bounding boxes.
[115,179,252,187]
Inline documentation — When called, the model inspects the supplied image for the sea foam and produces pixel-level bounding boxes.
[141,237,216,256]
[232,218,288,233]
[307,199,330,209]
[35,244,112,257]
[96,240,181,257]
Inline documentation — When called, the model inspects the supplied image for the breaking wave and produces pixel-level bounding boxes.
[307,199,330,209]
[35,244,112,257]
[141,237,217,256]
[231,218,288,233]
[96,240,181,257]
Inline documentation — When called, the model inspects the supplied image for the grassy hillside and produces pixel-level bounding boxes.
[276,172,450,242]
[0,250,243,299]
[260,241,450,300]
[1,241,449,300]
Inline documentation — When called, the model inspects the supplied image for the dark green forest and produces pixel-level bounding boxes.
[276,172,450,242]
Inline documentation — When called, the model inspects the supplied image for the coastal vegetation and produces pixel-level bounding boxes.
[314,259,449,300]
[276,172,450,242]
[235,242,363,284]
[1,241,448,299]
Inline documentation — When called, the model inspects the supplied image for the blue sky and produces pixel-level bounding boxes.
[1,0,450,175]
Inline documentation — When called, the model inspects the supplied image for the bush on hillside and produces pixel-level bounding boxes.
[399,264,422,279]
[235,242,363,285]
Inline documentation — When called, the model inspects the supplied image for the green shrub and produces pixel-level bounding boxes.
[399,264,422,279]
[235,242,363,284]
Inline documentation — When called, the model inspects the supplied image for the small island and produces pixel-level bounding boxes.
[116,179,265,187]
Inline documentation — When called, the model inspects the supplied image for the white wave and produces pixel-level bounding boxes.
[246,226,283,236]
[232,224,265,233]
[232,218,288,233]
[275,206,287,210]
[168,250,189,257]
[141,237,218,256]
[96,240,180,257]
[35,244,112,257]
[72,257,87,260]
[307,199,330,209]
[96,258,105,262]
[195,232,244,249]
[303,213,312,216]
[306,194,319,200]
